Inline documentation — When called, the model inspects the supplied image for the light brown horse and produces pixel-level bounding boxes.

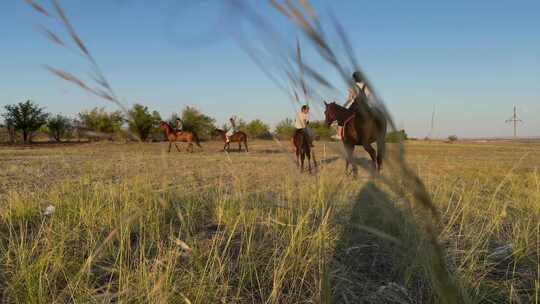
[292,129,316,173]
[213,129,249,152]
[159,122,201,153]
[324,101,386,174]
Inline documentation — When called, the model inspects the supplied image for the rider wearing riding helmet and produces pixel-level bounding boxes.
[336,72,374,139]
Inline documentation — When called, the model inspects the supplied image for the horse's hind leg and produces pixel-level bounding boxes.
[306,151,312,173]
[238,142,242,152]
[244,139,249,152]
[300,152,305,172]
[363,143,377,172]
[376,137,385,172]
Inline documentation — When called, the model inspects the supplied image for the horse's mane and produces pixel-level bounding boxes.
[160,121,174,130]
[328,102,351,114]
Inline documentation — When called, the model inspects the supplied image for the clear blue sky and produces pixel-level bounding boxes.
[1,0,539,138]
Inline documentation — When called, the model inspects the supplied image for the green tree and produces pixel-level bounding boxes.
[127,104,161,141]
[274,118,295,139]
[245,119,271,139]
[47,114,73,142]
[309,120,335,140]
[386,129,408,143]
[2,100,48,143]
[180,106,216,141]
[243,119,272,139]
[78,107,124,134]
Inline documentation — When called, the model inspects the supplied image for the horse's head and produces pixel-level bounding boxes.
[212,128,226,138]
[323,101,338,126]
[158,121,168,131]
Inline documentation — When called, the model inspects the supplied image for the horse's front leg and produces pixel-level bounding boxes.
[300,152,305,172]
[344,143,357,176]
[174,142,181,152]
[307,152,312,173]
[311,149,318,169]
[168,141,172,153]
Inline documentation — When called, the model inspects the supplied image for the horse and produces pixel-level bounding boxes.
[158,122,202,153]
[324,101,387,174]
[292,129,315,173]
[213,128,249,152]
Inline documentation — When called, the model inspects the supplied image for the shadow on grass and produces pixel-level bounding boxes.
[330,182,424,303]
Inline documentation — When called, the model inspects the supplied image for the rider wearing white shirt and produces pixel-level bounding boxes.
[226,117,237,143]
[295,105,313,147]
[175,118,183,132]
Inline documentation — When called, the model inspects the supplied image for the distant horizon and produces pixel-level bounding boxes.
[1,0,539,138]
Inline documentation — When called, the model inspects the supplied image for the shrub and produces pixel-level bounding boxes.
[274,118,295,139]
[47,114,73,142]
[386,129,408,143]
[448,135,458,142]
[309,120,335,140]
[244,119,272,139]
[78,107,124,134]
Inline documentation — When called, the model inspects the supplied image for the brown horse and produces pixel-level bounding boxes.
[292,129,315,173]
[213,129,249,152]
[324,101,387,174]
[159,122,202,153]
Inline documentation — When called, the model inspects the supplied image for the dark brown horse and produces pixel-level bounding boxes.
[213,129,249,152]
[159,122,201,153]
[324,101,386,174]
[292,129,316,173]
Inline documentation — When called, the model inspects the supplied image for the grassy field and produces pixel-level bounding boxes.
[0,140,538,303]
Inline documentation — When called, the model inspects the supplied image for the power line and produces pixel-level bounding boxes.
[427,104,435,139]
[505,105,523,138]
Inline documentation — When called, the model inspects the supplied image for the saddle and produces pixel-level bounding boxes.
[293,128,308,143]
[340,113,356,139]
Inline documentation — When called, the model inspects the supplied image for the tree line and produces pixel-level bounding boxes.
[1,100,411,144]
[0,100,338,144]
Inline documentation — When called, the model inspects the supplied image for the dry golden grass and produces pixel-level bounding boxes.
[0,140,538,303]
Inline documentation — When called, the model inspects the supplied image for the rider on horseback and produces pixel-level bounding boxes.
[225,116,237,143]
[175,118,183,133]
[295,105,314,147]
[337,72,373,139]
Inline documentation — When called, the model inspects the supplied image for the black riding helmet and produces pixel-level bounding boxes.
[352,71,363,83]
